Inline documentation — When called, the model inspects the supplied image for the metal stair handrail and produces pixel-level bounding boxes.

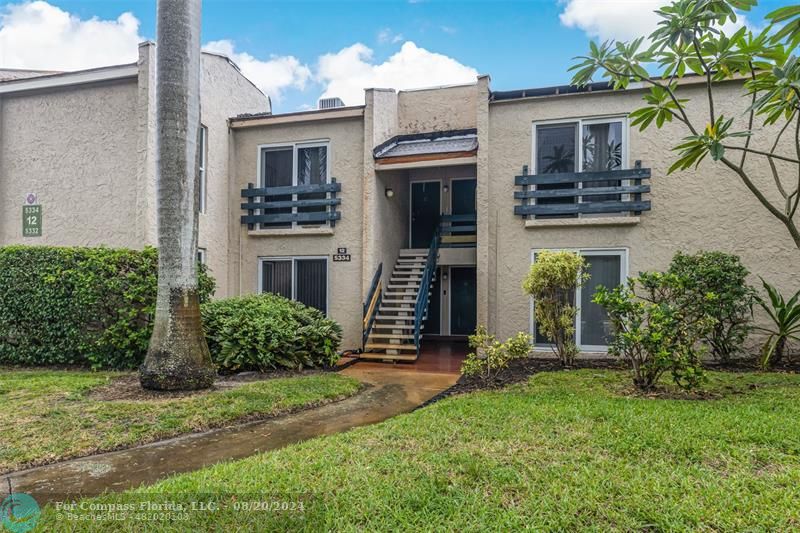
[413,230,440,357]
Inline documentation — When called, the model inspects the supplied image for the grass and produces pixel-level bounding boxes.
[38,369,800,532]
[0,368,360,473]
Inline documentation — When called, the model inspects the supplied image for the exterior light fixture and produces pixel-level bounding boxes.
[443,185,449,193]
[385,187,394,198]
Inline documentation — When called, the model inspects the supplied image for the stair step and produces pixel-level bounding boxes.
[382,299,416,304]
[390,277,421,283]
[376,315,416,321]
[400,249,428,255]
[372,323,416,330]
[365,343,417,351]
[394,265,424,270]
[387,284,419,290]
[368,333,415,340]
[359,352,418,361]
[379,307,414,313]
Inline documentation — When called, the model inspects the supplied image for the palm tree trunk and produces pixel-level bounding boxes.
[140,0,214,390]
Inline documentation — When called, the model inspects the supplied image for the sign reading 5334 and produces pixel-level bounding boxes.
[23,205,42,237]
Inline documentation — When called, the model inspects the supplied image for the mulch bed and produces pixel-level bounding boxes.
[418,357,623,408]
[89,368,330,401]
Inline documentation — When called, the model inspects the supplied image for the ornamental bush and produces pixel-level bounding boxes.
[522,250,588,366]
[461,326,532,380]
[593,272,713,391]
[200,293,342,372]
[0,245,215,369]
[668,251,755,362]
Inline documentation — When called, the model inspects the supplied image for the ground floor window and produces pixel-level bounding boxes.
[530,248,627,350]
[259,257,328,314]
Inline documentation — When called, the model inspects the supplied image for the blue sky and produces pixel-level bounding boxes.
[0,0,793,112]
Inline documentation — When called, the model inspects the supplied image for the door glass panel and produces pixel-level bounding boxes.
[295,259,327,313]
[262,260,292,299]
[535,124,577,218]
[297,145,327,225]
[261,147,293,228]
[580,255,621,346]
[582,121,623,202]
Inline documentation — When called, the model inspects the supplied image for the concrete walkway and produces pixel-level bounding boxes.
[5,365,458,503]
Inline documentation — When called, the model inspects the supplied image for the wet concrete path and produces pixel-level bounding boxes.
[4,365,458,504]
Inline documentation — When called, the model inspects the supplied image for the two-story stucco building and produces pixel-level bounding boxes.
[0,41,269,298]
[2,53,797,361]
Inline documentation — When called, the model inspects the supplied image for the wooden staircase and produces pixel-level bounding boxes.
[362,249,432,361]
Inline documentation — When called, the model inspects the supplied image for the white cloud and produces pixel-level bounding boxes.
[203,40,311,101]
[317,41,478,105]
[0,0,142,71]
[559,0,749,42]
[377,28,404,44]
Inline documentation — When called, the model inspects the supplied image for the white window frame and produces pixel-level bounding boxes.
[531,116,630,216]
[199,125,208,213]
[256,140,331,229]
[529,247,628,352]
[257,256,329,314]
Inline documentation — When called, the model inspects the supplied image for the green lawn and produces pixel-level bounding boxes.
[39,369,800,532]
[0,369,360,473]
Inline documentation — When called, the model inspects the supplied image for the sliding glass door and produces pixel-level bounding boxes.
[531,249,626,351]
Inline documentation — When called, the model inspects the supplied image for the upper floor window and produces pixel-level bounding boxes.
[199,125,208,213]
[533,117,627,217]
[260,141,329,229]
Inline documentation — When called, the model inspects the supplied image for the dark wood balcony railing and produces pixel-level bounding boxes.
[241,179,341,229]
[514,166,651,218]
[439,213,476,247]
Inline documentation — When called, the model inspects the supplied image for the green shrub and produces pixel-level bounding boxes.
[754,278,800,368]
[522,250,588,366]
[594,272,713,391]
[201,293,342,371]
[668,251,755,362]
[461,326,532,380]
[0,245,214,369]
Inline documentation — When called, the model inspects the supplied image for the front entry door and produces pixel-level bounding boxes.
[410,181,441,248]
[450,267,477,335]
[451,179,477,220]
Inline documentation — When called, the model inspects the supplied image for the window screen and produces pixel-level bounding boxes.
[535,124,577,218]
[261,147,293,228]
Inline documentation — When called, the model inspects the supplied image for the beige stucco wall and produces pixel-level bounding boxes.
[0,78,141,247]
[229,116,366,349]
[197,52,269,296]
[397,84,477,134]
[484,81,800,342]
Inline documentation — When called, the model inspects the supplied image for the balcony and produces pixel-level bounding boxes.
[241,179,341,229]
[440,213,476,247]
[513,167,651,219]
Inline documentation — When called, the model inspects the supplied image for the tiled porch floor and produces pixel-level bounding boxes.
[344,340,468,374]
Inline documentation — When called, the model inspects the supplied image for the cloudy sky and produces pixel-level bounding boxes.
[0,0,790,112]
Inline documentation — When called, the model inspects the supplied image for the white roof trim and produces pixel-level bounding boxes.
[0,64,138,95]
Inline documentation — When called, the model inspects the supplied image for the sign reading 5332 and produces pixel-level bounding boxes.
[23,205,42,237]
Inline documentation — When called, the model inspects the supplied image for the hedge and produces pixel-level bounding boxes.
[201,293,342,371]
[0,245,215,369]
